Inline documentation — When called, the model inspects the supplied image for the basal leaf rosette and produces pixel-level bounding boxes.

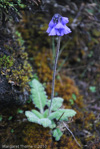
[49,109,76,121]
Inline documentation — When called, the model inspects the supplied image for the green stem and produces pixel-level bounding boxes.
[49,36,61,115]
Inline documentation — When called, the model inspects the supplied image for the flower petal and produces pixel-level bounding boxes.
[46,27,52,33]
[62,17,69,25]
[49,28,57,36]
[49,19,55,28]
[64,26,72,34]
[55,23,64,29]
[56,30,61,36]
[60,30,65,36]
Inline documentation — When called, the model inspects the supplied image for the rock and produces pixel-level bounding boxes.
[0,75,28,109]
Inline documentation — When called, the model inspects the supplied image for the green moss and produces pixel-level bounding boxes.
[1,30,33,91]
[0,55,14,69]
[9,61,33,90]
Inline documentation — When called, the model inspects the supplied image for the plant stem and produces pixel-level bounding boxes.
[49,36,61,115]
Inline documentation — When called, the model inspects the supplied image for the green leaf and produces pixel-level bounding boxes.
[25,111,40,124]
[30,79,47,113]
[69,99,74,105]
[25,111,51,127]
[11,129,14,133]
[17,109,23,114]
[31,110,43,119]
[47,97,64,111]
[8,116,13,120]
[0,115,2,121]
[33,73,38,80]
[49,120,56,129]
[72,94,77,100]
[39,118,51,128]
[53,128,63,141]
[43,109,49,118]
[88,51,93,58]
[89,86,96,93]
[19,4,26,8]
[49,109,76,121]
[9,3,13,7]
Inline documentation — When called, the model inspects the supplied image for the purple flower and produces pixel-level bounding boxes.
[46,14,71,36]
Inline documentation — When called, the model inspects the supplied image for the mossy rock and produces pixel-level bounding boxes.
[0,29,32,109]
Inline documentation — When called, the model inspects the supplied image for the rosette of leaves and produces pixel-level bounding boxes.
[25,79,76,141]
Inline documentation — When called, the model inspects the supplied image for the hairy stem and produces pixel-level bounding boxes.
[49,36,61,115]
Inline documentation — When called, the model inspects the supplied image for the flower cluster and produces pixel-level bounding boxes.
[46,14,71,36]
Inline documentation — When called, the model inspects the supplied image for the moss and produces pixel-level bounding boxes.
[96,121,100,128]
[23,122,82,148]
[90,140,100,149]
[84,112,95,129]
[7,61,32,90]
[59,135,82,149]
[2,31,33,91]
[23,123,53,148]
[85,133,96,142]
[0,55,14,69]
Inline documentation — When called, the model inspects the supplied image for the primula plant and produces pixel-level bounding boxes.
[25,14,77,142]
[25,79,76,141]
